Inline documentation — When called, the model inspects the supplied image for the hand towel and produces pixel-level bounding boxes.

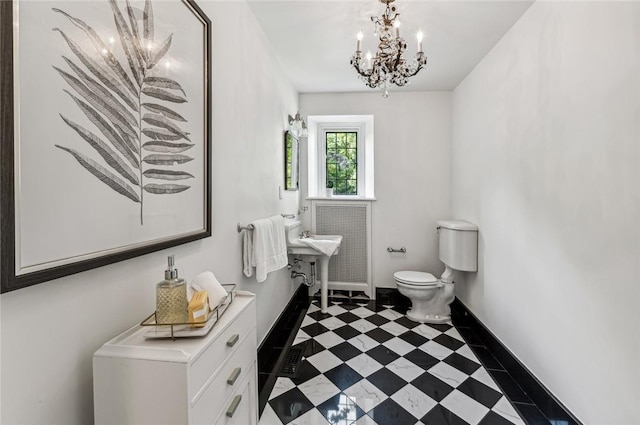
[191,271,228,309]
[242,228,254,277]
[299,238,340,257]
[251,215,288,282]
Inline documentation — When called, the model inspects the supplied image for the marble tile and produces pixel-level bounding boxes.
[445,327,464,342]
[290,407,332,425]
[350,306,375,318]
[344,378,388,413]
[348,334,379,352]
[319,316,348,330]
[470,368,501,392]
[428,361,470,388]
[390,384,438,420]
[316,393,365,425]
[492,397,526,425]
[412,324,442,340]
[353,414,378,425]
[307,350,344,373]
[382,337,415,356]
[386,357,425,383]
[326,304,347,316]
[298,375,341,406]
[315,331,345,349]
[419,340,454,360]
[269,377,296,400]
[294,330,312,346]
[346,354,384,378]
[258,403,281,425]
[350,318,378,334]
[301,315,316,328]
[378,308,403,321]
[380,321,408,336]
[440,389,490,425]
[456,344,480,363]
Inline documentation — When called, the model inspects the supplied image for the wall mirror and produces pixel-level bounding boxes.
[284,131,299,191]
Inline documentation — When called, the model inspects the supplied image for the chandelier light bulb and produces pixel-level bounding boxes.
[393,20,401,37]
[416,30,424,52]
[357,31,363,51]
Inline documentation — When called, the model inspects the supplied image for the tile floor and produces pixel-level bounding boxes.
[259,300,525,425]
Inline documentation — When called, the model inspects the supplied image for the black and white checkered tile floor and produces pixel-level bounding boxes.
[259,300,525,425]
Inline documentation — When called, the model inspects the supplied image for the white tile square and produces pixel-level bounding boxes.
[350,306,375,318]
[440,389,490,425]
[428,362,470,388]
[294,330,311,346]
[301,315,316,328]
[378,309,403,321]
[259,404,282,425]
[445,327,464,341]
[319,316,347,330]
[353,414,377,425]
[346,353,383,377]
[326,304,347,316]
[492,397,526,425]
[307,303,321,313]
[350,318,377,334]
[315,331,346,348]
[290,407,332,425]
[344,379,387,412]
[380,321,407,336]
[412,324,442,339]
[298,375,341,406]
[456,345,480,363]
[390,384,438,419]
[382,337,415,356]
[386,357,425,383]
[307,350,344,373]
[269,377,296,400]
[470,368,501,392]
[419,340,454,360]
[348,334,379,352]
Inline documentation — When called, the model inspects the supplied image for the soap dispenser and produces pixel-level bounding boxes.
[156,255,188,324]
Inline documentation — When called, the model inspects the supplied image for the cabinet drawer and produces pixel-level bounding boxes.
[213,365,257,425]
[189,301,256,396]
[191,335,256,424]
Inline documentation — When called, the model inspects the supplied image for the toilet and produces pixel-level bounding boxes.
[394,220,478,324]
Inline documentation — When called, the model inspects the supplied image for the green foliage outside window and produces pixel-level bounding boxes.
[326,131,357,195]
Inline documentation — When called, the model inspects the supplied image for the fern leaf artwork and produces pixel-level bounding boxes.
[52,0,193,225]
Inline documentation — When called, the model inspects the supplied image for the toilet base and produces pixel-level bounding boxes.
[406,308,451,324]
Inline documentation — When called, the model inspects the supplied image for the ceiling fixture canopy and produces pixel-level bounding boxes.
[350,0,427,97]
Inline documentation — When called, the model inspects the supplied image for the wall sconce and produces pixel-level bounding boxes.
[288,111,308,138]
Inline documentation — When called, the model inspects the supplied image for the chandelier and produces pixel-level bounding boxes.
[350,0,427,97]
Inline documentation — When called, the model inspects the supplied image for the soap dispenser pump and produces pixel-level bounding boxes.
[156,255,188,324]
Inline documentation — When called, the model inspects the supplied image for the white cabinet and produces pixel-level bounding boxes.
[93,291,257,425]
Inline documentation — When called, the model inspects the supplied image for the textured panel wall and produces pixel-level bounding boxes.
[316,204,368,283]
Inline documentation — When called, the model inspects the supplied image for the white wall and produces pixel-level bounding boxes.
[0,2,299,424]
[300,92,452,290]
[452,2,640,423]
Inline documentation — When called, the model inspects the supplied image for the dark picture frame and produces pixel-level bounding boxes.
[284,130,299,191]
[0,0,212,293]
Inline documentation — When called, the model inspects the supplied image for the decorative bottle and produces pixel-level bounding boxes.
[155,255,188,324]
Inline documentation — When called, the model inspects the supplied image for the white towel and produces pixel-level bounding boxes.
[251,215,288,282]
[299,238,340,257]
[191,271,229,309]
[242,228,254,278]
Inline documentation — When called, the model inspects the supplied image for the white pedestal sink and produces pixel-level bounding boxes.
[285,221,342,313]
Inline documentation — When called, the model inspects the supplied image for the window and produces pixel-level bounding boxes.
[307,115,374,199]
[325,131,358,196]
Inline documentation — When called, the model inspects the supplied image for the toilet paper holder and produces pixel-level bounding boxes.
[387,247,407,253]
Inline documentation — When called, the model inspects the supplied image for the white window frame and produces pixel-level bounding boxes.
[318,123,365,197]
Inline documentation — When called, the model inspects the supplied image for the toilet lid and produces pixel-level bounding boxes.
[394,271,438,286]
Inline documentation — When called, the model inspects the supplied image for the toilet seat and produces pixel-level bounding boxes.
[394,271,439,287]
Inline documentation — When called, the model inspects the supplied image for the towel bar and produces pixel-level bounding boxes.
[387,247,407,253]
[237,223,255,233]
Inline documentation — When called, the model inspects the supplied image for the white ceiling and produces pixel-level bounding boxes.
[248,0,534,94]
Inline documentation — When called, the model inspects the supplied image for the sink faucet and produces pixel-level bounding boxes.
[300,230,311,238]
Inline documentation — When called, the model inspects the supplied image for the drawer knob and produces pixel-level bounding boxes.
[227,367,242,385]
[226,394,242,418]
[227,334,240,347]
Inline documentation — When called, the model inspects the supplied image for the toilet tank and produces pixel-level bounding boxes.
[437,220,478,272]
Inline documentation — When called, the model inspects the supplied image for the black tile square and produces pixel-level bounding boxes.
[329,342,361,362]
[366,345,400,366]
[443,352,481,375]
[478,410,517,425]
[365,314,391,326]
[411,372,454,402]
[368,398,417,425]
[491,371,532,404]
[308,310,332,321]
[290,360,321,386]
[433,334,465,351]
[316,393,365,424]
[394,316,420,329]
[421,404,467,425]
[333,325,361,340]
[324,364,364,391]
[457,377,503,408]
[428,323,453,332]
[269,387,314,424]
[339,303,361,310]
[365,328,395,344]
[366,368,408,396]
[336,311,360,324]
[362,301,387,312]
[390,305,410,314]
[301,322,330,338]
[404,349,439,370]
[301,340,326,358]
[398,331,429,347]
